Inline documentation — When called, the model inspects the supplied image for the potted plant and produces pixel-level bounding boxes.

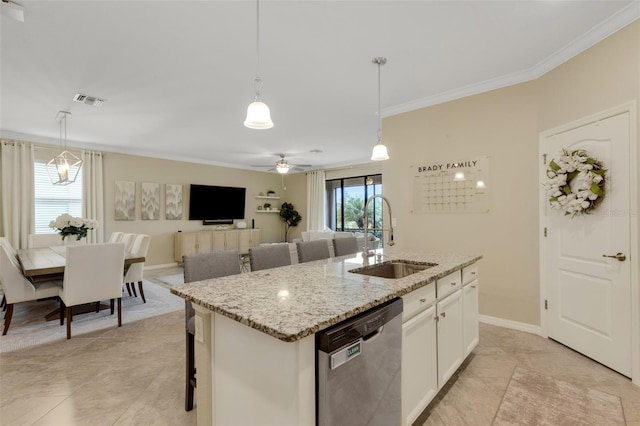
[279,202,302,242]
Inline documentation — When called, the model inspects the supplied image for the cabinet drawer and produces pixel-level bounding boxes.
[436,270,461,299]
[462,264,478,285]
[402,284,436,322]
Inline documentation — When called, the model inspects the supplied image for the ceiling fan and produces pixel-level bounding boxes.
[252,154,311,174]
[1,0,24,22]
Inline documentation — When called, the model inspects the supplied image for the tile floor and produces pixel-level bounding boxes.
[2,279,639,425]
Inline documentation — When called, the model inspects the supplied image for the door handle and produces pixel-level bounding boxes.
[602,252,626,262]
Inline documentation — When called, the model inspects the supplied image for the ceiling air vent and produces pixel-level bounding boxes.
[73,93,105,107]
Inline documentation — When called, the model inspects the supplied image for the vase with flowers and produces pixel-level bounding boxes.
[49,214,99,241]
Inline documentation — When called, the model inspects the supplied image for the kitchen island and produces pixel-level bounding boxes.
[171,248,481,425]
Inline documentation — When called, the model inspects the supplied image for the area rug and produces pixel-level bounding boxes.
[0,280,183,353]
[492,367,625,426]
[154,273,184,287]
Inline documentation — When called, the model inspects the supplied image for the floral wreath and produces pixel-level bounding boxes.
[544,148,607,217]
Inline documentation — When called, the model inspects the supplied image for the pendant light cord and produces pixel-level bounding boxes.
[377,60,382,141]
[254,0,262,97]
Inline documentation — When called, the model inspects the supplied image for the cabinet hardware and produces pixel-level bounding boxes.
[602,252,626,262]
[544,227,547,237]
[434,316,439,322]
[441,312,446,318]
[545,299,548,310]
[471,272,476,275]
[419,298,426,303]
[471,285,476,289]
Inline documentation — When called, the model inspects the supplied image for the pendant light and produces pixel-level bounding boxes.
[46,111,82,185]
[370,57,389,161]
[244,0,273,129]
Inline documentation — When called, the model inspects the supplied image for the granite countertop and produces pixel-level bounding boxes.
[170,248,481,342]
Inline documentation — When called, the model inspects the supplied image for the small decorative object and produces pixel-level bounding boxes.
[279,202,302,242]
[544,148,606,217]
[263,203,271,210]
[141,182,161,220]
[237,221,247,229]
[257,205,263,210]
[166,184,183,220]
[49,214,98,241]
[267,190,276,196]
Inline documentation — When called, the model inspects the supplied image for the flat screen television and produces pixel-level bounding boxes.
[188,184,246,224]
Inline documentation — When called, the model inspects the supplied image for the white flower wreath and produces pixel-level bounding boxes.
[544,148,606,217]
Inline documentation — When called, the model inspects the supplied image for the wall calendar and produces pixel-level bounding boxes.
[410,156,490,213]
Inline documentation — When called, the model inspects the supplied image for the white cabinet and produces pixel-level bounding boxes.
[174,229,261,262]
[402,303,437,426]
[436,288,463,388]
[238,229,261,254]
[462,279,479,356]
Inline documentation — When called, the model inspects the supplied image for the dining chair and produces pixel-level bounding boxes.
[296,239,331,263]
[1,243,62,335]
[333,236,359,257]
[59,243,126,339]
[120,233,137,253]
[27,233,64,248]
[182,250,241,411]
[108,231,125,243]
[123,234,150,302]
[0,237,16,311]
[249,244,292,271]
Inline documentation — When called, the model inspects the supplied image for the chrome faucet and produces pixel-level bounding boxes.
[363,194,394,257]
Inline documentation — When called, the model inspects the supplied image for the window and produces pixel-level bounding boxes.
[326,174,383,238]
[33,162,83,234]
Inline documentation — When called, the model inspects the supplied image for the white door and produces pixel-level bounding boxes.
[543,112,631,377]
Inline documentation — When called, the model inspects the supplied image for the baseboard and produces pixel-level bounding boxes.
[144,262,179,271]
[479,314,542,336]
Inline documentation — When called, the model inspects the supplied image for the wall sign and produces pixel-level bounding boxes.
[410,156,490,213]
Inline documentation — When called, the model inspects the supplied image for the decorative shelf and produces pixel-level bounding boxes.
[255,209,280,213]
[256,196,280,200]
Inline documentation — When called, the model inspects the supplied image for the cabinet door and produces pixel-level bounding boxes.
[402,305,437,426]
[182,233,198,257]
[212,232,225,251]
[437,289,463,388]
[197,231,213,254]
[462,280,479,356]
[238,230,251,254]
[224,230,239,251]
[249,229,261,249]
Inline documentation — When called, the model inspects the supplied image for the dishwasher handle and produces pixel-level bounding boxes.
[363,325,384,342]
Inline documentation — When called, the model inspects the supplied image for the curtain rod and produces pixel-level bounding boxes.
[1,139,103,155]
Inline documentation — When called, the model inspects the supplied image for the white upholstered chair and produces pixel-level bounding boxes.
[120,233,137,253]
[249,244,292,271]
[59,243,126,339]
[1,243,61,335]
[296,239,331,263]
[108,231,125,243]
[182,250,241,411]
[123,234,151,302]
[28,233,64,248]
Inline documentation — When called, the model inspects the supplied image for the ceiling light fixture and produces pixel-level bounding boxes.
[244,0,273,130]
[275,158,290,174]
[46,111,82,185]
[370,57,389,161]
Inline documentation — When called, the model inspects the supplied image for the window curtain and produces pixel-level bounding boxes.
[306,170,326,231]
[1,140,35,249]
[82,150,104,244]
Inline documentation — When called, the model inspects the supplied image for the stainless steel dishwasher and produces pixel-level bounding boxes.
[317,297,403,426]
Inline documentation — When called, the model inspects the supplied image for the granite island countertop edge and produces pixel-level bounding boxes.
[170,251,482,343]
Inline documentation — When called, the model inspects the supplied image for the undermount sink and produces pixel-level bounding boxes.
[349,260,437,279]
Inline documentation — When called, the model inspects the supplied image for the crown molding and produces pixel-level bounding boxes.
[383,2,640,118]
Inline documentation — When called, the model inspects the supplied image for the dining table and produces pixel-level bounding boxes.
[16,245,146,320]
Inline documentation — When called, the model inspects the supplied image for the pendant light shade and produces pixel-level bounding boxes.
[370,57,389,161]
[244,0,273,129]
[244,98,273,129]
[46,111,82,185]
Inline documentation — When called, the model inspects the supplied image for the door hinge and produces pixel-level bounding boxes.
[544,227,547,237]
[545,300,548,310]
[542,153,547,165]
